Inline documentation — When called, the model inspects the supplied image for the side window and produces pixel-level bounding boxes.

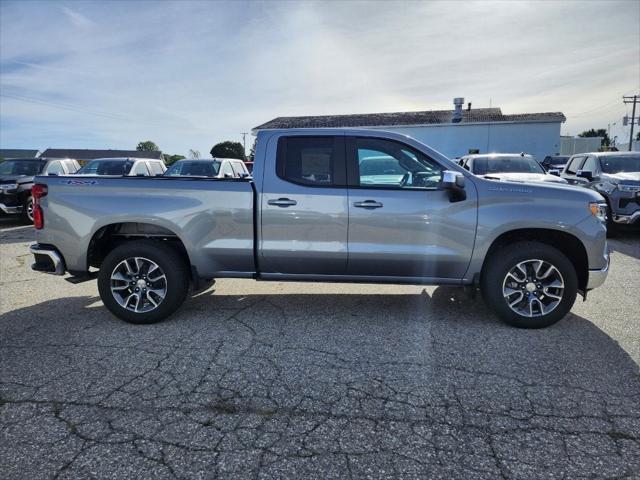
[149,161,165,175]
[132,161,150,176]
[581,156,598,173]
[353,137,443,189]
[45,161,64,175]
[220,162,235,178]
[276,136,343,186]
[565,156,585,175]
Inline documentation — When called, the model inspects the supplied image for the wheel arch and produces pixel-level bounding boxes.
[480,228,589,292]
[87,222,193,278]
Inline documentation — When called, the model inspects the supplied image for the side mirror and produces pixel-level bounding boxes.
[441,170,466,202]
[576,170,593,181]
[224,173,233,179]
[549,169,560,177]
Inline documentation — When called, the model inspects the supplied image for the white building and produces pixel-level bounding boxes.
[253,98,565,161]
[560,136,603,155]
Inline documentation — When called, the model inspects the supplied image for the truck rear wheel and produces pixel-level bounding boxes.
[97,241,190,324]
[481,241,578,328]
[21,196,34,224]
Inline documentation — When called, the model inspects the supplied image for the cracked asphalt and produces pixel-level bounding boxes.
[1,218,639,479]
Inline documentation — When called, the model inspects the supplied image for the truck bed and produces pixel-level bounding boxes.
[34,175,256,277]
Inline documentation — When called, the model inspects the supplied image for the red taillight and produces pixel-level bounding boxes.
[32,184,48,200]
[32,184,47,229]
[33,205,44,229]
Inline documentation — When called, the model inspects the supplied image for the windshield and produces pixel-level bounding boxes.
[0,160,44,176]
[77,160,133,175]
[599,155,640,174]
[472,156,544,175]
[545,156,569,166]
[165,160,221,177]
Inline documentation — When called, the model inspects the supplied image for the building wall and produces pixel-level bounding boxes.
[560,136,603,155]
[369,122,562,161]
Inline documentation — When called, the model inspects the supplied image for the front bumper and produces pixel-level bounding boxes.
[30,244,66,275]
[586,251,610,290]
[612,210,640,224]
[0,202,22,215]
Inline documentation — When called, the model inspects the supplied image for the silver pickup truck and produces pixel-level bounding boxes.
[29,129,609,328]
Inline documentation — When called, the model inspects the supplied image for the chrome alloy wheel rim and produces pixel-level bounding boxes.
[502,259,564,317]
[110,257,167,313]
[26,199,34,222]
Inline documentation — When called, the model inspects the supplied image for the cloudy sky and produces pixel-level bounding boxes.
[1,0,639,156]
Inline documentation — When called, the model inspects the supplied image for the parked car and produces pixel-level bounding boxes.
[164,158,249,178]
[541,155,570,173]
[29,129,608,329]
[560,151,640,231]
[458,153,568,184]
[0,157,80,223]
[75,157,166,176]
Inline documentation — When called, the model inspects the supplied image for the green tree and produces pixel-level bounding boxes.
[210,141,245,160]
[136,140,159,152]
[636,131,640,141]
[248,139,257,162]
[164,154,185,166]
[578,129,610,147]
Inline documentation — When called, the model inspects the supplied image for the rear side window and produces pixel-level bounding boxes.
[581,156,598,173]
[276,136,345,186]
[565,156,585,175]
[45,161,64,175]
[132,161,150,176]
[149,161,165,175]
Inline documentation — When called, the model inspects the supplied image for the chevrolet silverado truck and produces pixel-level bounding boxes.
[29,129,610,328]
[561,151,640,232]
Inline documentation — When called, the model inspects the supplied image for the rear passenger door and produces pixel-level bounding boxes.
[260,135,348,275]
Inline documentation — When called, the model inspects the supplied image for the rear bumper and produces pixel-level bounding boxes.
[30,244,66,275]
[0,202,22,214]
[586,251,609,290]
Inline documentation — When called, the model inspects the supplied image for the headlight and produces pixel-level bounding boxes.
[618,184,640,193]
[0,183,18,192]
[589,202,607,223]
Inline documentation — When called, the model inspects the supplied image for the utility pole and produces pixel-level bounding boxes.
[623,95,638,151]
[241,132,248,158]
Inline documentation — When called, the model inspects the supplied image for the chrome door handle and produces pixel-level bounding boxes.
[268,198,297,207]
[354,200,383,209]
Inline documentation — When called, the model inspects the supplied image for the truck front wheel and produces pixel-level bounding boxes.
[481,241,578,328]
[97,241,190,324]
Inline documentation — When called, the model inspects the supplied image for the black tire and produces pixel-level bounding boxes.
[97,241,190,324]
[20,196,34,224]
[605,204,619,238]
[480,241,578,328]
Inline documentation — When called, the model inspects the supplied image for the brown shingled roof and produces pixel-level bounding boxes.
[253,108,566,130]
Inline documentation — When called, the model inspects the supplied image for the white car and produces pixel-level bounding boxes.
[164,158,250,178]
[458,153,568,184]
[75,157,167,176]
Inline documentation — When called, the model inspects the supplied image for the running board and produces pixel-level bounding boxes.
[65,272,98,284]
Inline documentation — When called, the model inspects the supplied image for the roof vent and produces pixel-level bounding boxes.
[452,97,464,123]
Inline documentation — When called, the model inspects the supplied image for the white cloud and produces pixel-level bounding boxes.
[1,0,638,155]
[60,6,96,30]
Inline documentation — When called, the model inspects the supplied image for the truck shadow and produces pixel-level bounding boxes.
[608,228,640,260]
[2,287,638,388]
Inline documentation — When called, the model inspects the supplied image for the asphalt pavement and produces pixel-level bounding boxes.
[1,218,639,479]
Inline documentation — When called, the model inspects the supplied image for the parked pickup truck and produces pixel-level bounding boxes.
[29,129,610,328]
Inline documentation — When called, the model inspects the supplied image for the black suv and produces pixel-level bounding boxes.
[0,157,80,223]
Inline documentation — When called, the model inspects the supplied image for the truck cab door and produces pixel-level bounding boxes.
[345,136,477,280]
[259,135,348,275]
